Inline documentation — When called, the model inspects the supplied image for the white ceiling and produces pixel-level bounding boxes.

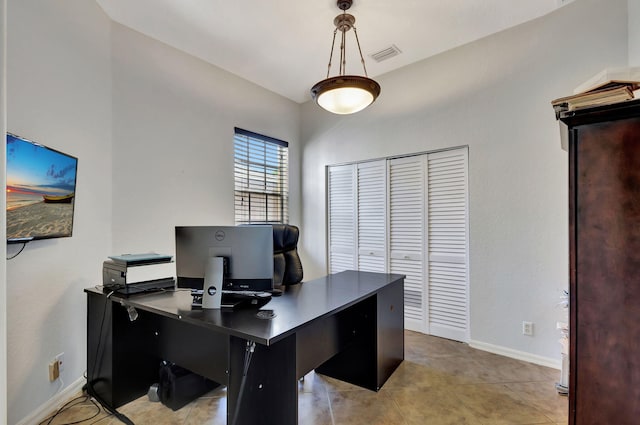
[95,0,562,104]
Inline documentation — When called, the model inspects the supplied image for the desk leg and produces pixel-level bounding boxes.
[375,278,404,388]
[315,295,378,390]
[315,279,404,391]
[86,292,159,408]
[228,334,297,425]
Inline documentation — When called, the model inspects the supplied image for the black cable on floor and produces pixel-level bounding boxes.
[38,395,103,425]
[84,383,134,425]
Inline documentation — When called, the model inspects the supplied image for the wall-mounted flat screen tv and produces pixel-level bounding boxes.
[6,133,78,243]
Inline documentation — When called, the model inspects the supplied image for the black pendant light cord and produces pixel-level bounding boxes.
[352,26,368,76]
[326,28,338,78]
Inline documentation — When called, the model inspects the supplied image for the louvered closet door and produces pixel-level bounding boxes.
[388,156,427,332]
[327,164,357,273]
[328,149,469,341]
[426,148,469,342]
[357,161,387,272]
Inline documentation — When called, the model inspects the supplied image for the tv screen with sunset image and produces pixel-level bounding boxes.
[6,133,78,242]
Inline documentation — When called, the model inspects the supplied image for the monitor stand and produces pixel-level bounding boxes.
[202,257,224,309]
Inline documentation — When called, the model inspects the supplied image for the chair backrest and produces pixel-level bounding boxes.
[272,224,303,286]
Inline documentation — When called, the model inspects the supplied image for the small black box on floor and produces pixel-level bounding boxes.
[158,361,219,411]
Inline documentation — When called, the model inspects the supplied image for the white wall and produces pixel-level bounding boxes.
[4,3,301,423]
[6,1,112,423]
[110,22,301,256]
[630,0,640,66]
[300,0,628,363]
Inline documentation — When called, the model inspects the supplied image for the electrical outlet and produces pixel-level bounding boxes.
[48,353,64,381]
[522,321,534,336]
[48,360,59,381]
[55,352,65,373]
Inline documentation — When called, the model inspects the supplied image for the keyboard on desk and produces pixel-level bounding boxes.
[191,289,271,308]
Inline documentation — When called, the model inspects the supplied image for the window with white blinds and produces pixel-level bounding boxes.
[234,128,289,224]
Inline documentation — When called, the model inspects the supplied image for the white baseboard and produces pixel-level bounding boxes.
[469,339,561,370]
[16,376,85,425]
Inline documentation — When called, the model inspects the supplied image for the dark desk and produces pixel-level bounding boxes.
[86,270,404,425]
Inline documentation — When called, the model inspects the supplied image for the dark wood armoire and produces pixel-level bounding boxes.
[559,99,640,425]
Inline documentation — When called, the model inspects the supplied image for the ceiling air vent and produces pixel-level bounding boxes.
[370,45,402,63]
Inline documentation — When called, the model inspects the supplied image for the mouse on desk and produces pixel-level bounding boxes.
[256,310,276,319]
[270,287,283,297]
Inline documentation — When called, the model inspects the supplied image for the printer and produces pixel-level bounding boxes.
[103,253,176,293]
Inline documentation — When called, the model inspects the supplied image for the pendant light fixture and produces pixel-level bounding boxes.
[311,0,381,115]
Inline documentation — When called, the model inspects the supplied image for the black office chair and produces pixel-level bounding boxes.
[272,224,303,286]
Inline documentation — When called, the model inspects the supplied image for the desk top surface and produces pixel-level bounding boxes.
[86,270,404,345]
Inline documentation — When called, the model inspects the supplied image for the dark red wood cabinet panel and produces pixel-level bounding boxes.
[561,99,640,425]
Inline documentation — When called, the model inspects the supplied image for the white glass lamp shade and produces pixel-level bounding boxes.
[311,75,380,115]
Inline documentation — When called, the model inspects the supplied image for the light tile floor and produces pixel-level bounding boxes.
[43,331,567,425]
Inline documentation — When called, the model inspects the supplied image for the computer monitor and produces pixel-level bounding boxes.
[175,225,274,291]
